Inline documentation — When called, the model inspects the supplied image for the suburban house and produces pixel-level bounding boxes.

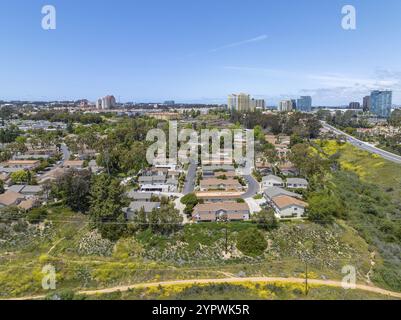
[202,165,236,178]
[264,186,302,202]
[63,160,85,170]
[0,191,25,208]
[24,147,57,157]
[286,178,309,189]
[211,170,237,179]
[153,163,178,171]
[123,201,161,220]
[20,185,43,197]
[167,170,181,180]
[139,184,170,193]
[77,148,97,160]
[1,160,41,170]
[192,202,250,222]
[138,175,167,185]
[126,191,154,202]
[279,162,299,176]
[137,166,179,193]
[141,167,169,177]
[14,154,50,160]
[199,178,243,192]
[38,168,66,184]
[18,198,38,211]
[195,191,244,203]
[261,175,284,188]
[7,185,43,197]
[270,195,308,219]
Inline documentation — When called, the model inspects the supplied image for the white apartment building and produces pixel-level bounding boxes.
[278,100,293,112]
[228,93,254,112]
[96,95,116,109]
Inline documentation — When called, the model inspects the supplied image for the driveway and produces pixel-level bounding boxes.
[174,195,190,224]
[241,175,260,199]
[245,198,262,214]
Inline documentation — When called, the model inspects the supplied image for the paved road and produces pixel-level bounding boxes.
[60,143,70,164]
[7,276,401,300]
[322,122,401,164]
[37,144,71,183]
[183,161,197,195]
[241,175,260,199]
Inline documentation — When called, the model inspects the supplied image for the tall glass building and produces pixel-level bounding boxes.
[370,91,392,118]
[296,96,312,112]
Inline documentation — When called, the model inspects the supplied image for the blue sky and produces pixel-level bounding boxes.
[1,0,401,105]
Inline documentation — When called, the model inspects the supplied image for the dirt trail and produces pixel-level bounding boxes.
[5,276,401,300]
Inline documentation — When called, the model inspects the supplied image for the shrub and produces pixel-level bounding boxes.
[252,210,278,231]
[237,229,267,257]
[181,193,199,216]
[26,208,48,224]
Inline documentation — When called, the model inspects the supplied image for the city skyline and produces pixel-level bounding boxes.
[1,0,401,105]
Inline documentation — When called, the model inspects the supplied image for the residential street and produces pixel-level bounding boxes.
[36,143,71,182]
[60,143,70,164]
[241,175,260,199]
[183,160,197,195]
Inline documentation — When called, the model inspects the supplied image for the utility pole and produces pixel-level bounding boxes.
[225,221,228,255]
[305,262,309,296]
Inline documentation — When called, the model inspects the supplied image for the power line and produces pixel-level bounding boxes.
[0,256,394,271]
[0,216,400,225]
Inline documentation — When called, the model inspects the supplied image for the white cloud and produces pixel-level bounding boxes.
[222,65,401,104]
[209,35,268,53]
[307,73,399,89]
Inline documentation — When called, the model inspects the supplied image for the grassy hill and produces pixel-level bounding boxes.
[0,205,375,299]
[314,140,401,292]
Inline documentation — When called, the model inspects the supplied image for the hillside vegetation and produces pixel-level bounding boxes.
[313,140,401,291]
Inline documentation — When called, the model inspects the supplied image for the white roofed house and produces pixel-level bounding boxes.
[270,195,308,219]
[263,186,302,205]
[261,175,284,189]
[286,178,309,189]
